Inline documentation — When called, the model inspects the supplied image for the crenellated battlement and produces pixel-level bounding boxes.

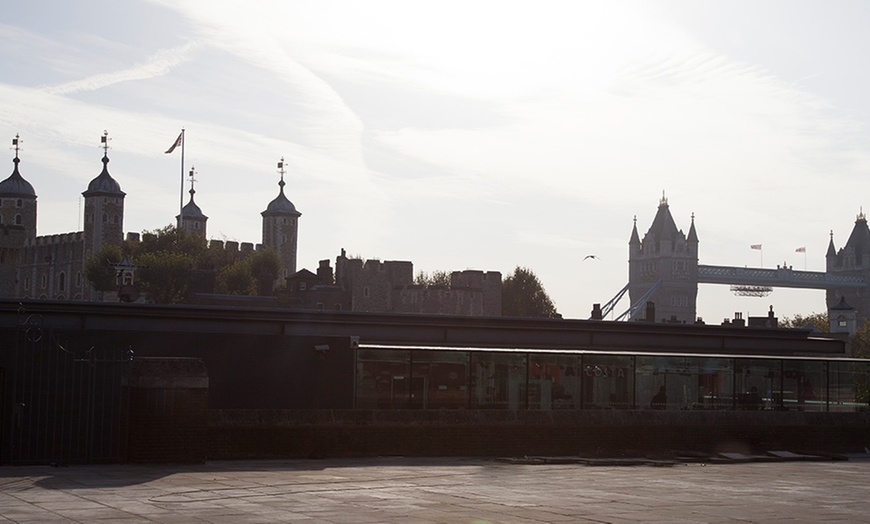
[27,231,84,247]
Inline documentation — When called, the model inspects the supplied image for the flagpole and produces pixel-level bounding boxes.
[179,128,185,227]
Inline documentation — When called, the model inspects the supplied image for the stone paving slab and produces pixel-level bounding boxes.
[1,456,869,523]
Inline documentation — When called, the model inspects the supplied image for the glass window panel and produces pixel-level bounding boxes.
[783,361,826,412]
[636,356,732,410]
[829,361,870,412]
[529,355,580,410]
[471,352,527,409]
[734,359,778,411]
[355,348,410,409]
[581,355,633,409]
[409,350,469,409]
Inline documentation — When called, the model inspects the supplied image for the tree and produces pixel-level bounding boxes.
[247,248,282,295]
[850,322,870,360]
[216,261,254,295]
[501,266,558,318]
[780,312,829,332]
[82,242,124,292]
[134,224,207,262]
[136,251,195,304]
[415,270,451,287]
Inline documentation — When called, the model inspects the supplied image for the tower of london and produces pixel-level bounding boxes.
[0,134,300,302]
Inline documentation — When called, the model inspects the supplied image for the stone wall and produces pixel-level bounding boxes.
[208,409,870,460]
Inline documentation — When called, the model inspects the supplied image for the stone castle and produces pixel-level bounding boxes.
[0,134,501,315]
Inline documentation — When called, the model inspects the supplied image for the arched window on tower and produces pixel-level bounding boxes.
[58,272,66,292]
[41,274,47,289]
[113,215,119,224]
[15,214,22,225]
[16,198,22,208]
[102,213,108,223]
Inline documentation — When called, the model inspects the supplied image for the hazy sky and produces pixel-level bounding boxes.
[3,0,869,322]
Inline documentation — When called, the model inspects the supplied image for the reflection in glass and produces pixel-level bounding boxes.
[783,361,826,412]
[581,355,633,409]
[636,356,733,410]
[356,348,410,409]
[528,354,580,410]
[734,359,778,410]
[409,350,469,409]
[471,352,527,409]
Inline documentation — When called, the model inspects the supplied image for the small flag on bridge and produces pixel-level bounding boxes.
[751,244,762,250]
[795,247,806,253]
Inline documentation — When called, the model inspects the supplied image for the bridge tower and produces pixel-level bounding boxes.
[826,210,870,328]
[628,195,699,323]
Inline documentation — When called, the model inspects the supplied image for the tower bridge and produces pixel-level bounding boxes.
[616,195,870,332]
[697,265,864,289]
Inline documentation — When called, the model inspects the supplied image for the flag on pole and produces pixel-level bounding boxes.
[165,132,183,154]
[795,247,806,253]
[750,244,762,250]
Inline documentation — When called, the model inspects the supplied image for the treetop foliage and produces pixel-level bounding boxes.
[415,270,451,287]
[82,225,282,304]
[502,266,558,318]
[780,312,829,332]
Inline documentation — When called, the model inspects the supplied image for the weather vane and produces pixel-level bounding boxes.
[12,134,21,158]
[277,157,286,185]
[100,130,111,154]
[188,166,197,193]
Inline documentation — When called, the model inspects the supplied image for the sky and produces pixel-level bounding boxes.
[2,0,870,323]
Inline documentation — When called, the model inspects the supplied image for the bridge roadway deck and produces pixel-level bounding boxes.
[1,456,869,522]
[698,264,864,289]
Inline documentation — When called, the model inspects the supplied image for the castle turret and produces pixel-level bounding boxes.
[176,167,207,238]
[826,210,870,328]
[0,134,37,241]
[826,230,836,272]
[628,193,698,323]
[82,132,125,260]
[261,158,301,278]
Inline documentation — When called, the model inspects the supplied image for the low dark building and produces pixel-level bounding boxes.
[0,299,867,464]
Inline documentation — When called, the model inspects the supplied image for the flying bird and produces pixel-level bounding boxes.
[583,255,598,260]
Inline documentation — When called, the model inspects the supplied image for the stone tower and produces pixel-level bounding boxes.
[825,211,870,328]
[261,158,301,278]
[0,135,37,241]
[176,168,207,238]
[628,195,699,323]
[0,135,35,296]
[82,133,125,260]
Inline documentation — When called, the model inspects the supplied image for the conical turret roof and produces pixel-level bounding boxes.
[0,157,36,198]
[82,155,125,197]
[179,188,207,219]
[843,211,870,253]
[262,179,301,217]
[644,195,680,241]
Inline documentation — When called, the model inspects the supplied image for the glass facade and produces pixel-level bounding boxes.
[356,347,870,412]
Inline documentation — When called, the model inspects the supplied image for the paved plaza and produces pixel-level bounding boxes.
[1,456,869,523]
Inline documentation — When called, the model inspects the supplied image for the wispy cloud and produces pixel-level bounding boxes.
[40,42,199,95]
